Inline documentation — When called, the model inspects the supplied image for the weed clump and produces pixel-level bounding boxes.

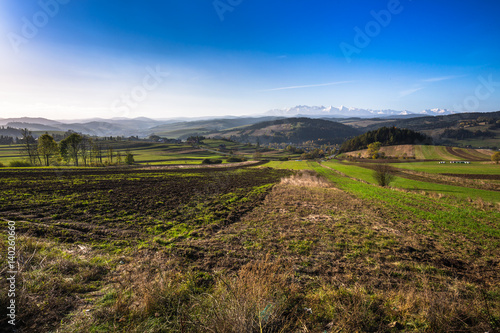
[202,158,223,165]
[81,256,303,333]
[226,156,246,163]
[9,160,32,167]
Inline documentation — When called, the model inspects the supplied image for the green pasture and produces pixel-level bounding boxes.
[267,159,499,203]
[0,140,291,167]
[264,160,313,170]
[310,162,500,250]
[414,145,455,160]
[0,144,25,164]
[390,161,500,174]
[321,160,499,203]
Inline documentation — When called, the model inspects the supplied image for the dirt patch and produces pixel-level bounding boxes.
[0,166,290,244]
[280,170,334,188]
[445,146,486,161]
[142,160,264,169]
[380,144,415,158]
[440,173,500,180]
[475,148,494,157]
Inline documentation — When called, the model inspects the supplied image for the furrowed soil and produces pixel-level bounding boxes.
[445,146,487,161]
[0,167,499,332]
[0,167,288,245]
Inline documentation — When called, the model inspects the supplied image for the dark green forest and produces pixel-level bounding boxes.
[339,127,431,152]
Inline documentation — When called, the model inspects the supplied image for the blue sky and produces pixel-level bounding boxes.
[0,0,499,119]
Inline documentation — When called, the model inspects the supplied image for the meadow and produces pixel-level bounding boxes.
[0,140,295,167]
[0,144,499,332]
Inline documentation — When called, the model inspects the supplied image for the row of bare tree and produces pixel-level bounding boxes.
[19,129,133,166]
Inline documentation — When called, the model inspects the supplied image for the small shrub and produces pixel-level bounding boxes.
[125,153,135,165]
[492,151,500,164]
[373,164,395,187]
[202,159,222,165]
[226,157,245,163]
[9,160,32,167]
[0,162,4,167]
[278,157,289,161]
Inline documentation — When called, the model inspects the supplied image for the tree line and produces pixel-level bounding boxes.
[441,128,495,140]
[339,127,431,152]
[19,129,134,167]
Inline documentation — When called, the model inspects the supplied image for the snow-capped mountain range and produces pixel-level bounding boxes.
[265,105,456,118]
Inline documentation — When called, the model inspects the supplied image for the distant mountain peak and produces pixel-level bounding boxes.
[265,105,457,118]
[420,108,454,115]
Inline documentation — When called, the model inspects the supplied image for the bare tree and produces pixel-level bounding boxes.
[80,137,92,167]
[107,145,114,164]
[92,141,104,165]
[373,164,395,187]
[116,151,123,165]
[20,128,40,165]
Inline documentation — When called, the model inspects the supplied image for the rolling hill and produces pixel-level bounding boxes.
[149,117,283,139]
[342,144,495,161]
[1,111,499,149]
[340,111,500,148]
[208,117,360,145]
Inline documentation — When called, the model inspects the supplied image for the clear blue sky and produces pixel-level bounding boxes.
[1,0,499,119]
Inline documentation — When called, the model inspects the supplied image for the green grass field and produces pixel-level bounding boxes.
[414,145,454,160]
[0,140,284,166]
[265,160,313,170]
[266,159,500,203]
[326,160,499,202]
[310,162,500,247]
[0,145,25,164]
[390,161,500,174]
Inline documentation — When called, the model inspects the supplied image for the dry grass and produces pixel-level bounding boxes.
[280,170,333,188]
[191,257,303,333]
[60,254,304,333]
[344,145,416,159]
[0,234,108,332]
[308,277,497,332]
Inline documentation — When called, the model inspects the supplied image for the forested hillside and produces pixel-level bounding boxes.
[339,127,431,152]
[211,117,360,145]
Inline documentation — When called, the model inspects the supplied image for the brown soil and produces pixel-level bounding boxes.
[441,173,500,180]
[0,165,288,244]
[445,146,486,161]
